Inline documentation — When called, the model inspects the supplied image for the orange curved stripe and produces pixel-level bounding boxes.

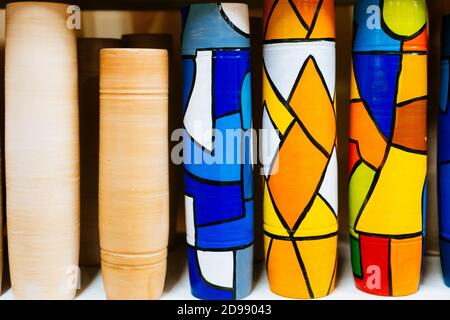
[349,101,387,169]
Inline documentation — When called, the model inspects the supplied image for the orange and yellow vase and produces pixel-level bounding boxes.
[262,0,338,299]
[349,0,428,296]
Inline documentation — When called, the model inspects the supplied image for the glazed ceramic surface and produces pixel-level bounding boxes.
[262,0,338,299]
[181,3,254,300]
[349,0,428,296]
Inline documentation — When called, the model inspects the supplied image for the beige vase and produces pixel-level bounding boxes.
[77,38,122,267]
[99,49,169,300]
[121,33,179,251]
[5,2,79,299]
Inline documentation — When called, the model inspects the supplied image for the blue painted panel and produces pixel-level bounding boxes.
[353,53,400,139]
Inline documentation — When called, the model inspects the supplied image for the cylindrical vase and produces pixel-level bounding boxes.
[349,0,428,296]
[438,14,450,288]
[181,3,254,300]
[99,49,169,300]
[77,38,122,267]
[122,33,179,251]
[262,0,338,299]
[5,1,80,299]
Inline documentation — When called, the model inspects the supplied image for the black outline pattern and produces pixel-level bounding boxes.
[262,1,338,297]
[348,2,428,296]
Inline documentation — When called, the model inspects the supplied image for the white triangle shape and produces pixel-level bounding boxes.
[263,42,335,102]
[318,147,338,215]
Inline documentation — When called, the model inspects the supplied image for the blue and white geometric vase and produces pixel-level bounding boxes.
[181,3,254,300]
[438,13,450,288]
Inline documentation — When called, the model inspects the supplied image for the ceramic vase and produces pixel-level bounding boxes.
[262,0,338,299]
[438,14,450,288]
[349,0,428,296]
[181,3,254,300]
[77,38,122,267]
[5,1,80,299]
[99,48,169,300]
[122,33,179,251]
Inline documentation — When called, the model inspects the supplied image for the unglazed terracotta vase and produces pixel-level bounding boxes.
[182,3,254,300]
[262,0,338,299]
[439,14,450,288]
[122,33,179,251]
[349,0,428,296]
[5,1,79,299]
[77,38,122,267]
[99,49,169,300]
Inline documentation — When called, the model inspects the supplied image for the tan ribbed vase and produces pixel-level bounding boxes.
[121,33,178,251]
[5,2,79,299]
[77,38,122,267]
[99,49,169,300]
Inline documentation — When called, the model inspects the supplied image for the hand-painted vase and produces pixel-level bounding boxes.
[349,0,428,296]
[122,33,179,251]
[262,0,338,299]
[181,3,254,300]
[99,49,169,299]
[5,1,80,299]
[77,38,122,267]
[438,14,450,288]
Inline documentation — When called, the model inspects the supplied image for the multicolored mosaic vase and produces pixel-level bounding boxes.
[349,0,428,296]
[181,3,254,300]
[438,14,450,288]
[262,0,338,299]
